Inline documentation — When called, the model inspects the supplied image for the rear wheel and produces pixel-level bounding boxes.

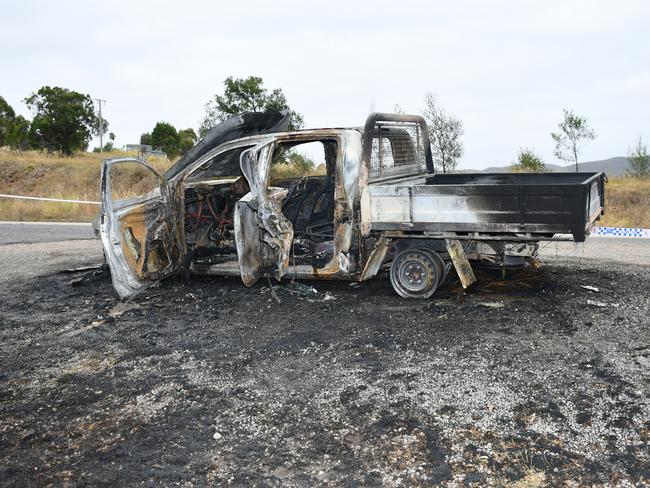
[419,248,447,288]
[390,248,442,299]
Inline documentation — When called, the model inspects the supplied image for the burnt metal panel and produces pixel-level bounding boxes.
[445,239,476,288]
[100,157,185,299]
[235,139,293,286]
[165,110,290,181]
[365,172,606,242]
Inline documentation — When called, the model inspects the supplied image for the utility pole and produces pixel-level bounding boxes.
[94,98,107,152]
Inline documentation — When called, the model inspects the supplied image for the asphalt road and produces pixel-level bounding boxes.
[0,221,95,244]
[0,239,103,286]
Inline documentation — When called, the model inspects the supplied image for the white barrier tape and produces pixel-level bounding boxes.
[591,226,650,239]
[0,193,101,205]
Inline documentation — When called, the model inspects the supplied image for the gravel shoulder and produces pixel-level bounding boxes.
[0,240,648,487]
[538,237,650,266]
[0,239,102,285]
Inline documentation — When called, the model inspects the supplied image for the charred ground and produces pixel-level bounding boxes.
[0,257,648,487]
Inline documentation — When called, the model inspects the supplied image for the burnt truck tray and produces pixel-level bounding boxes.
[363,172,606,242]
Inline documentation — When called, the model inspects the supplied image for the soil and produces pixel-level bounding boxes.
[0,257,648,487]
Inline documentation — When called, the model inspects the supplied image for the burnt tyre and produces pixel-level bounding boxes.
[389,248,441,299]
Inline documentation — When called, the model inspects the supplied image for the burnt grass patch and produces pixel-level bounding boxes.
[0,258,649,486]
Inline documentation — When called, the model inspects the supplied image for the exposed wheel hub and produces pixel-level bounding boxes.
[401,260,428,291]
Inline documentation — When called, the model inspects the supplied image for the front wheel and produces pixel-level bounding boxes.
[389,248,443,299]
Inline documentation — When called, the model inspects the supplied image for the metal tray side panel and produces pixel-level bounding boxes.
[363,172,605,241]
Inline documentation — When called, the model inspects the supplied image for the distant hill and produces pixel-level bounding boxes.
[571,157,630,175]
[466,157,630,175]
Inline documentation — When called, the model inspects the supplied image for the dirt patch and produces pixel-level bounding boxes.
[0,258,648,486]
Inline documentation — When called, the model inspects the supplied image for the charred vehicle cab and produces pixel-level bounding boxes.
[99,111,606,299]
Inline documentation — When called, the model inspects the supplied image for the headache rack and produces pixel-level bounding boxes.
[362,113,434,181]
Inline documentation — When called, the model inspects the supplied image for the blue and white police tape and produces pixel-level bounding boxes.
[591,227,650,239]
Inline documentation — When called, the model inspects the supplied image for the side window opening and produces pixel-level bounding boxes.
[185,145,251,182]
[270,140,332,184]
[109,161,162,208]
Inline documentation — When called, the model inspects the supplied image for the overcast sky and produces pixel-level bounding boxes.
[2,0,648,169]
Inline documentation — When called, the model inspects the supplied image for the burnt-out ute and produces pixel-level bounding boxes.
[99,111,606,299]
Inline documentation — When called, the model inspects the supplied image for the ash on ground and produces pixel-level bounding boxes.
[0,258,648,487]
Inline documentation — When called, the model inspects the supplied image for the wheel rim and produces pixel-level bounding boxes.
[390,250,439,299]
[418,248,447,287]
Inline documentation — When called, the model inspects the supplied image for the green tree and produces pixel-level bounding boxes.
[150,122,179,158]
[6,115,30,152]
[422,93,464,173]
[93,133,117,153]
[24,86,96,155]
[0,96,16,146]
[178,128,197,155]
[103,133,116,152]
[140,132,152,145]
[199,76,304,136]
[287,151,315,176]
[627,136,650,178]
[511,148,546,173]
[94,116,110,140]
[551,109,596,171]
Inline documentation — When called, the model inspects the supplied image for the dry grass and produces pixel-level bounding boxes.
[1,150,648,227]
[510,468,547,488]
[270,162,327,181]
[0,149,172,222]
[599,177,650,228]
